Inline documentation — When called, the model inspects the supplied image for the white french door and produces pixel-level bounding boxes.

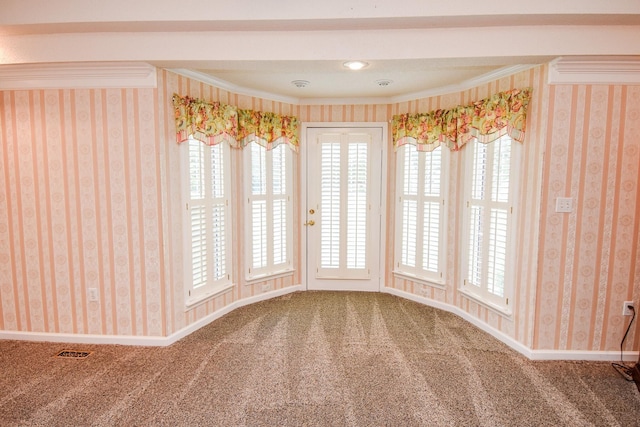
[304,125,384,291]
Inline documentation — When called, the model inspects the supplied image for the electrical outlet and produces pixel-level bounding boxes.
[261,283,271,293]
[623,301,635,316]
[88,288,99,302]
[555,197,573,213]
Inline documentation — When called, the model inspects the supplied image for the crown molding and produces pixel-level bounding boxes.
[168,68,301,105]
[171,64,541,106]
[388,64,538,104]
[0,62,157,90]
[548,56,640,85]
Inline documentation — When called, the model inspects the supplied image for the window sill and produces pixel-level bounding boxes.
[458,288,512,319]
[185,283,235,310]
[393,270,446,289]
[245,268,295,285]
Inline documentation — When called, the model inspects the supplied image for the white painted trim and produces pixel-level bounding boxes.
[168,68,300,105]
[169,64,540,106]
[529,349,640,363]
[0,284,303,347]
[167,284,303,346]
[0,330,170,347]
[548,56,640,85]
[389,64,539,104]
[2,283,637,363]
[382,286,640,362]
[0,62,157,90]
[382,286,533,358]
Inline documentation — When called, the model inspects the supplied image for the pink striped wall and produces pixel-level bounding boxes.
[1,66,638,353]
[386,65,640,352]
[535,84,640,351]
[0,88,166,336]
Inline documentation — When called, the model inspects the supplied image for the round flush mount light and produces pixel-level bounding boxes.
[291,80,310,88]
[343,61,369,70]
[375,79,394,87]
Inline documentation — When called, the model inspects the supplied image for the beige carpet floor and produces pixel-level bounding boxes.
[1,291,639,426]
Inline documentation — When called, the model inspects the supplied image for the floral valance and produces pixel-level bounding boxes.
[172,94,299,151]
[392,88,532,152]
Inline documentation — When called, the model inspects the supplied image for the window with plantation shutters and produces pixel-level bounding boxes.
[462,135,519,312]
[245,142,293,279]
[183,136,232,305]
[394,144,446,283]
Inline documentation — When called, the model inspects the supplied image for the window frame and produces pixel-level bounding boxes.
[181,136,234,308]
[394,143,449,286]
[460,135,521,315]
[243,141,294,281]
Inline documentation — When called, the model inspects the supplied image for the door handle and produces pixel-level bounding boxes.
[304,220,315,226]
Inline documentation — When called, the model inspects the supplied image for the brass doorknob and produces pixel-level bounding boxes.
[304,220,315,226]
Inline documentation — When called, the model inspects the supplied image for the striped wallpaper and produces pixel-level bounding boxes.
[0,66,638,354]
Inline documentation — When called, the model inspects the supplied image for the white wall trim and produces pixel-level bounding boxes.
[2,283,637,362]
[548,56,640,85]
[169,64,540,106]
[168,68,300,105]
[382,286,640,362]
[0,62,158,90]
[0,284,303,347]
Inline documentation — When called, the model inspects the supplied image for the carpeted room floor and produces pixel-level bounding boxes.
[1,291,639,426]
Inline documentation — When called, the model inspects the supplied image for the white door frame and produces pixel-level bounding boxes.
[301,122,388,292]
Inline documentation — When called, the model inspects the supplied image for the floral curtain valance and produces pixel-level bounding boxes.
[392,88,532,152]
[172,94,299,151]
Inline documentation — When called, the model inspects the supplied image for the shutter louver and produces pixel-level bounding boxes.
[346,142,368,269]
[191,205,207,288]
[321,142,341,269]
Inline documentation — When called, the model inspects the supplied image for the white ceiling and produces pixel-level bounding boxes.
[1,0,640,103]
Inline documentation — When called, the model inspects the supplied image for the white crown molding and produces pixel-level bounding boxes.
[168,68,301,105]
[0,62,157,90]
[170,64,541,106]
[548,56,640,85]
[388,64,539,104]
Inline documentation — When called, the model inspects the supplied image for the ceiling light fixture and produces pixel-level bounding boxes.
[291,80,310,88]
[343,61,369,71]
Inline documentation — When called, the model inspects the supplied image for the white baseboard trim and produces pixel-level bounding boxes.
[165,284,303,346]
[529,349,639,363]
[0,330,169,347]
[0,284,303,347]
[382,286,640,362]
[3,284,637,363]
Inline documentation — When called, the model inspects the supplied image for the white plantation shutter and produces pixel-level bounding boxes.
[185,137,232,302]
[317,133,371,279]
[464,135,517,309]
[246,142,292,278]
[320,141,341,269]
[395,144,445,282]
[346,143,368,269]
